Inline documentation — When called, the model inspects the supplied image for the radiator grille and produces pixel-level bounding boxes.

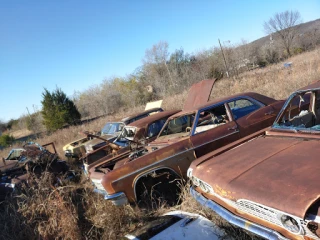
[237,200,282,226]
[236,199,318,239]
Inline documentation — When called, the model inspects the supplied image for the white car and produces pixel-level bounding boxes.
[124,211,226,240]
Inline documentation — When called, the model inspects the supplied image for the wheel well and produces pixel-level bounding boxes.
[134,168,182,202]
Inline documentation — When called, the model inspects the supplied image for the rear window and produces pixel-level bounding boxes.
[228,99,261,120]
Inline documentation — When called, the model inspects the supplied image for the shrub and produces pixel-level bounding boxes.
[0,134,15,147]
[41,88,81,132]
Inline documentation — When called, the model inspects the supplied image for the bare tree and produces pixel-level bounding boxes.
[142,41,174,94]
[264,10,302,57]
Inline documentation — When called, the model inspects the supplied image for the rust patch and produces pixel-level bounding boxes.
[214,185,236,201]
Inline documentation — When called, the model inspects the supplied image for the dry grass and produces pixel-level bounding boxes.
[8,129,33,139]
[210,48,320,100]
[0,48,320,239]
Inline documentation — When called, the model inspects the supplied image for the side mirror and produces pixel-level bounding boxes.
[2,157,6,166]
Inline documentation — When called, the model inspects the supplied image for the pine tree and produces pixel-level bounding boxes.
[41,88,81,132]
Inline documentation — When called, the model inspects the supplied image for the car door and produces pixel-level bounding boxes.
[227,98,276,137]
[190,103,241,158]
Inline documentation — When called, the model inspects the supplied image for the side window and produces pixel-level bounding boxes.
[228,99,260,120]
[147,119,167,138]
[195,104,229,134]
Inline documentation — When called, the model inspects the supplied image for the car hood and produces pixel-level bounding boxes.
[192,135,320,219]
[85,134,116,146]
[183,79,215,111]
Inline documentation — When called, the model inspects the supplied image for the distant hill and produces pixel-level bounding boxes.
[249,18,320,49]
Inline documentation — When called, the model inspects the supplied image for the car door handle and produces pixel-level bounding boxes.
[228,125,237,131]
[265,110,274,116]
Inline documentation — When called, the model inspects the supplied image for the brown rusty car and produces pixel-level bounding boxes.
[0,142,69,199]
[188,81,320,240]
[63,107,164,159]
[89,79,284,206]
[83,109,180,175]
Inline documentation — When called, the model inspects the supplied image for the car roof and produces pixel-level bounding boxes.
[121,107,163,124]
[297,80,320,91]
[127,109,181,129]
[170,92,276,118]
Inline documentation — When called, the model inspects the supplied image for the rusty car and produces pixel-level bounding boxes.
[188,81,320,240]
[0,142,71,199]
[62,107,164,159]
[88,79,285,206]
[82,109,180,175]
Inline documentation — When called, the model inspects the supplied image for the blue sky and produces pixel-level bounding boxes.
[0,0,319,122]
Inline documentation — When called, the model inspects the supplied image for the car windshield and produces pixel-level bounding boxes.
[6,149,24,160]
[159,114,195,138]
[101,123,123,135]
[272,89,320,133]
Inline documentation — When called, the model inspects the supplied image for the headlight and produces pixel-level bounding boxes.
[189,172,214,194]
[277,214,302,234]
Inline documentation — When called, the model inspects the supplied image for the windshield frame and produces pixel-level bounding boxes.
[271,87,320,133]
[157,112,196,139]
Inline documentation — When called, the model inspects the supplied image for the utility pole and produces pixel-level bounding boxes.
[218,39,229,78]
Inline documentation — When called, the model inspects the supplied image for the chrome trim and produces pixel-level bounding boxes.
[105,191,126,200]
[190,187,289,240]
[115,130,238,184]
[93,189,128,206]
[192,130,239,148]
[114,148,194,183]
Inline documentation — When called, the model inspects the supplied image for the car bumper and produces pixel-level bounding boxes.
[93,188,128,206]
[190,187,288,240]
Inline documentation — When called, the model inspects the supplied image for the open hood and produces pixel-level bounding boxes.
[183,79,215,111]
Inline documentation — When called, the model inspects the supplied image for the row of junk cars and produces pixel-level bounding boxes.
[2,79,320,239]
